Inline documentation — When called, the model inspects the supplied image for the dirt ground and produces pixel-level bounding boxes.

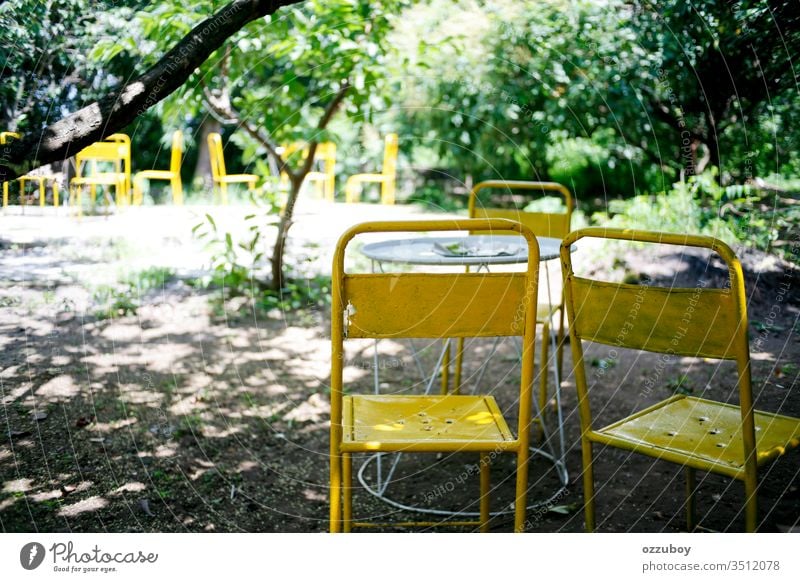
[1,204,798,533]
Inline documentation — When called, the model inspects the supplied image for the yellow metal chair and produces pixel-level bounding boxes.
[133,130,184,205]
[344,133,398,204]
[465,180,573,416]
[70,140,130,215]
[1,132,61,209]
[561,227,800,532]
[207,132,259,204]
[278,142,337,201]
[330,218,540,533]
[305,142,336,201]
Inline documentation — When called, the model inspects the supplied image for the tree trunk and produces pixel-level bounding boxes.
[0,0,303,184]
[270,174,305,292]
[194,117,221,188]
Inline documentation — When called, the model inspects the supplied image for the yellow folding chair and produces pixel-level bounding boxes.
[330,218,540,533]
[133,130,184,205]
[279,142,337,201]
[561,227,800,532]
[305,142,336,201]
[1,132,61,209]
[466,180,573,415]
[207,132,259,204]
[70,141,129,214]
[344,133,398,205]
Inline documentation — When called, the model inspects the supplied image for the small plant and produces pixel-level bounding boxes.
[93,285,139,319]
[666,374,693,395]
[92,267,176,320]
[193,210,331,316]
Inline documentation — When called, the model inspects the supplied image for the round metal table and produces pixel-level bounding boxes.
[360,234,562,266]
[356,234,569,519]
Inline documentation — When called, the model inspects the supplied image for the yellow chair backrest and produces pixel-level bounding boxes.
[75,142,128,174]
[169,130,183,175]
[381,133,398,178]
[561,227,752,426]
[469,180,573,239]
[208,132,226,179]
[334,219,540,342]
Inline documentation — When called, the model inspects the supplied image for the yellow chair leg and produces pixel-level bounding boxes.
[582,438,596,532]
[221,183,228,206]
[172,178,183,205]
[537,322,550,442]
[539,322,550,414]
[133,177,144,206]
[345,181,358,204]
[343,453,352,533]
[556,308,565,396]
[53,182,59,208]
[440,340,451,394]
[330,451,342,533]
[685,466,696,532]
[514,446,530,532]
[480,452,491,533]
[744,472,758,532]
[3,182,7,207]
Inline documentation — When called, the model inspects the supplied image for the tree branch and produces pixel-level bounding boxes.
[0,0,303,183]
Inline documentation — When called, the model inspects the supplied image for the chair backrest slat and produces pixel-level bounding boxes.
[344,272,529,339]
[567,275,741,359]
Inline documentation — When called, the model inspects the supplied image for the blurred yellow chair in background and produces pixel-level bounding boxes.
[208,132,258,205]
[70,140,130,215]
[279,141,337,201]
[133,130,184,205]
[344,133,398,204]
[2,132,61,209]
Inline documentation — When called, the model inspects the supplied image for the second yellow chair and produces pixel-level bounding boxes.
[133,130,184,205]
[344,133,398,205]
[208,132,259,204]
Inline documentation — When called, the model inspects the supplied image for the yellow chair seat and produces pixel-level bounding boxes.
[136,169,175,180]
[71,173,123,185]
[342,394,515,452]
[217,174,258,184]
[594,395,800,478]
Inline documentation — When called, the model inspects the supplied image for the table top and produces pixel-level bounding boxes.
[360,235,562,266]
